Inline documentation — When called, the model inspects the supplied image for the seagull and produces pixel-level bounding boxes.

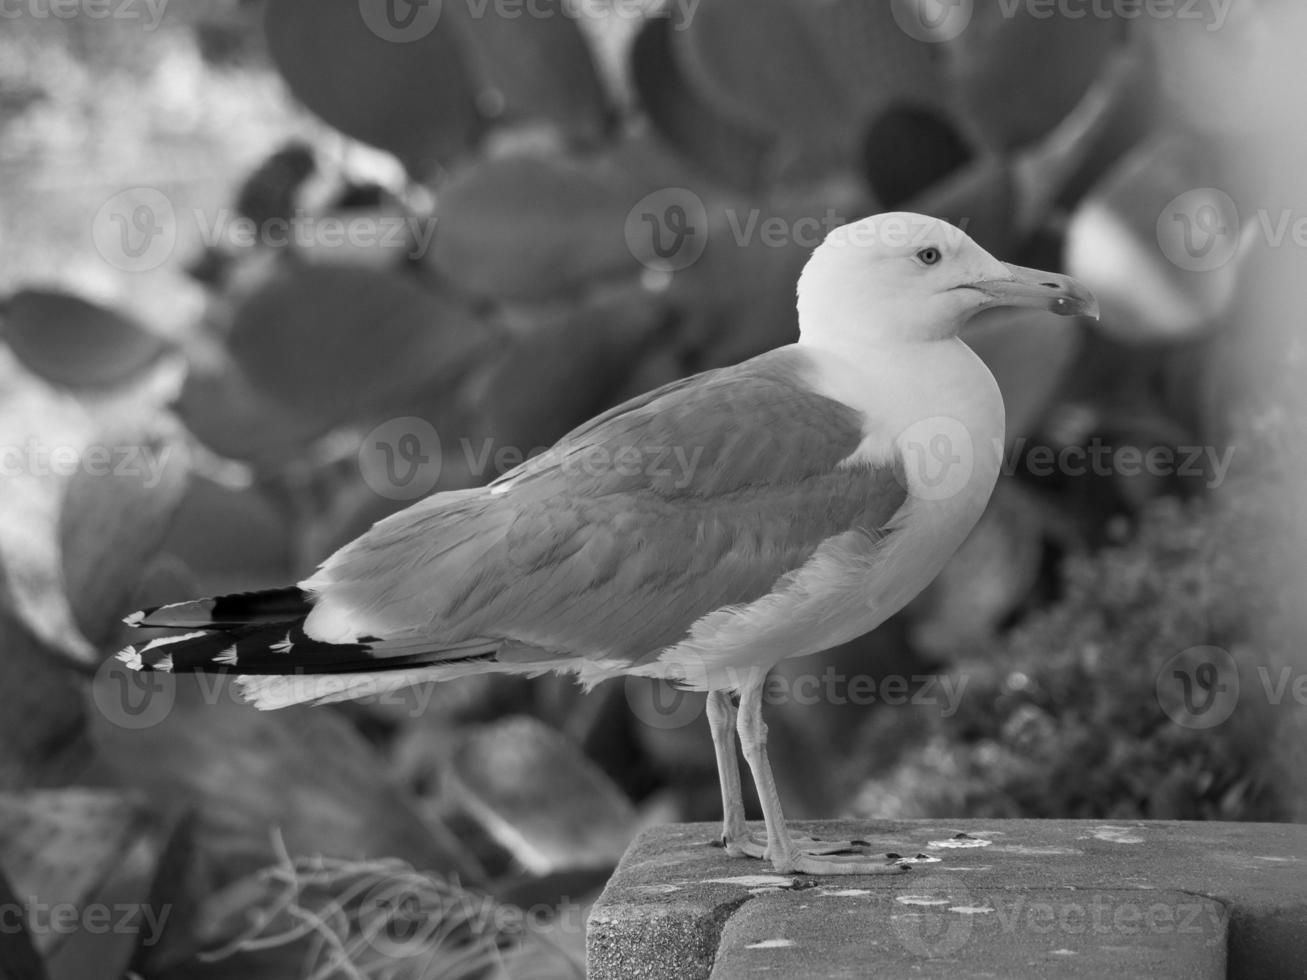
[119,212,1096,876]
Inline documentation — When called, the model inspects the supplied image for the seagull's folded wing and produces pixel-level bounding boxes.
[302,348,910,674]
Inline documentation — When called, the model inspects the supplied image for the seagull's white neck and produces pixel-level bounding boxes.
[793,334,1008,507]
[796,280,961,350]
[794,316,952,369]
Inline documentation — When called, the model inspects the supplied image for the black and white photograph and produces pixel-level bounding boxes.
[0,0,1302,977]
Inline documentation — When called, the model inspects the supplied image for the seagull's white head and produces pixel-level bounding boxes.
[796,212,1098,349]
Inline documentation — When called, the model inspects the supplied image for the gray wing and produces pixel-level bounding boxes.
[303,347,909,663]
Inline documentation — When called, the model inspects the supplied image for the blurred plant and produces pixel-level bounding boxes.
[0,788,151,978]
[852,409,1303,821]
[186,840,582,980]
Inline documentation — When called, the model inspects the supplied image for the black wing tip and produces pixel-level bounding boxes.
[122,587,311,630]
[113,624,381,676]
[122,600,217,630]
[114,644,244,674]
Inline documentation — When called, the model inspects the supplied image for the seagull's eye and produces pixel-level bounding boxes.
[916,247,942,266]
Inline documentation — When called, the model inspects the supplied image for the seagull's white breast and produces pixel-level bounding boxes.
[648,338,1005,691]
[803,336,1006,627]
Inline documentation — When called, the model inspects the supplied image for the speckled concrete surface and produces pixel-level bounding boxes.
[586,819,1307,979]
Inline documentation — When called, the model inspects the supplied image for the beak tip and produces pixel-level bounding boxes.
[989,263,1100,321]
[1052,293,1100,321]
[1074,291,1100,322]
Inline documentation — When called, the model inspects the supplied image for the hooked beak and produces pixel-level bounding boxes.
[964,263,1100,320]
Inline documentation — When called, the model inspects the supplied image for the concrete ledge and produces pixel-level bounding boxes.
[586,820,1307,980]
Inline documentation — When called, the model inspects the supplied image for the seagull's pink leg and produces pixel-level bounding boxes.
[710,689,859,858]
[706,689,758,856]
[736,677,910,876]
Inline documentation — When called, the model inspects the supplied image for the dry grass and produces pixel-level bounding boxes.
[200,834,583,980]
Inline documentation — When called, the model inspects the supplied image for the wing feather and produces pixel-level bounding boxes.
[302,347,908,663]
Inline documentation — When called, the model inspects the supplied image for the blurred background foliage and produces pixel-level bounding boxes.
[0,0,1305,977]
